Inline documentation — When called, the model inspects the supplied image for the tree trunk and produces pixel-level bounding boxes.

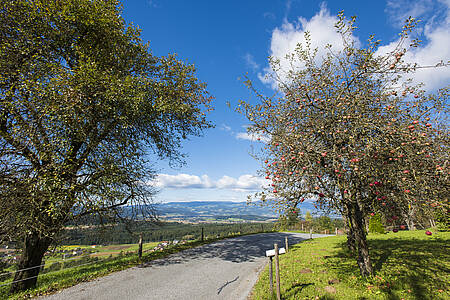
[347,202,373,276]
[404,214,416,230]
[9,232,52,294]
[404,206,416,230]
[343,216,356,252]
[346,225,357,253]
[409,219,416,230]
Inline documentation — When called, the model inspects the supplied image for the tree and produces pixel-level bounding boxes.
[239,13,448,276]
[277,206,300,229]
[315,216,333,232]
[286,207,300,226]
[0,0,212,292]
[304,210,313,226]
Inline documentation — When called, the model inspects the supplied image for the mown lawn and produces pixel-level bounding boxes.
[251,230,449,299]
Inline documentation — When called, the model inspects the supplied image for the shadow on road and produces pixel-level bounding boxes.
[148,233,320,267]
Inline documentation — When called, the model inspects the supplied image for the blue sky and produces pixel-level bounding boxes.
[121,0,450,203]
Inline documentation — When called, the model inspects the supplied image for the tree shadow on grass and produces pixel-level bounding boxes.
[283,282,314,298]
[326,235,449,299]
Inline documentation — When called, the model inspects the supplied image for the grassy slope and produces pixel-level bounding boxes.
[43,242,159,263]
[0,231,265,299]
[251,230,449,300]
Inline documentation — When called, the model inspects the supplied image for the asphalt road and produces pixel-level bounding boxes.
[41,232,328,300]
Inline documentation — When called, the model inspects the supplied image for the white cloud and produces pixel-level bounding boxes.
[236,131,271,143]
[219,123,270,143]
[152,173,265,191]
[261,1,449,90]
[235,174,266,190]
[378,0,450,90]
[235,132,253,141]
[153,173,214,189]
[259,3,360,88]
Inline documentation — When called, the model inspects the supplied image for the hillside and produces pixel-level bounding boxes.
[154,201,319,222]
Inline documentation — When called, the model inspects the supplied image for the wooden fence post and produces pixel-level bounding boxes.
[138,233,143,260]
[310,228,313,239]
[285,237,289,253]
[335,227,338,235]
[274,243,281,300]
[269,256,273,295]
[201,227,204,242]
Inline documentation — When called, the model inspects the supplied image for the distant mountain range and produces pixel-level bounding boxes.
[153,201,320,222]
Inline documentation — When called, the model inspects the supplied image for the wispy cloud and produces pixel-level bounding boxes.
[221,124,270,143]
[284,0,292,22]
[263,12,276,20]
[243,53,260,71]
[385,0,437,27]
[152,173,266,192]
[146,0,160,8]
[220,124,232,132]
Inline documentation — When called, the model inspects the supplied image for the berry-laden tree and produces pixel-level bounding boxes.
[0,0,212,292]
[238,13,448,276]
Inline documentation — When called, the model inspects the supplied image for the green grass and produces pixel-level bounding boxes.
[38,242,159,269]
[251,230,450,299]
[0,231,269,299]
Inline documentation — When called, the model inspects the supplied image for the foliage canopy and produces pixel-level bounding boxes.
[239,12,448,275]
[0,0,212,292]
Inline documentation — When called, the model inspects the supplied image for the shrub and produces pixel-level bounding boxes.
[435,208,450,231]
[369,213,385,234]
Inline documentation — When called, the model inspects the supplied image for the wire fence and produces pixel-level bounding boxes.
[0,257,105,288]
[0,275,40,288]
[0,225,275,289]
[0,254,97,278]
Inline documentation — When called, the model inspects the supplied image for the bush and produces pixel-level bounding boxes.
[369,213,385,234]
[435,209,450,232]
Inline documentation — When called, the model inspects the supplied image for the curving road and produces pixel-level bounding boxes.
[41,232,328,300]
